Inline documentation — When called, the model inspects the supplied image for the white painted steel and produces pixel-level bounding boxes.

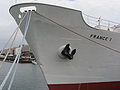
[10,3,120,84]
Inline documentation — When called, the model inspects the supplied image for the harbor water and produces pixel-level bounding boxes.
[0,61,48,90]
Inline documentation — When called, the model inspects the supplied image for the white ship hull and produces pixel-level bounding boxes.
[10,3,120,90]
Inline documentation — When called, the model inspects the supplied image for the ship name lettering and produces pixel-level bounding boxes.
[90,34,112,41]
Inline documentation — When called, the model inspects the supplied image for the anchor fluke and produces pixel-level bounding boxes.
[61,44,76,60]
[70,49,76,59]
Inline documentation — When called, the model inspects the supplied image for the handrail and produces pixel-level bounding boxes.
[83,13,120,31]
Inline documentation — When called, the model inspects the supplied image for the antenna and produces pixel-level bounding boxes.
[98,17,101,26]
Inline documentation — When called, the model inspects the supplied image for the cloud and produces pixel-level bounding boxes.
[67,0,77,1]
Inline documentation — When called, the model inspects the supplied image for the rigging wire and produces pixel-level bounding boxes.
[7,11,31,90]
[0,11,31,90]
[0,12,27,68]
[35,11,120,54]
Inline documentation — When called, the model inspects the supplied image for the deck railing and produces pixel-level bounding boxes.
[83,13,120,32]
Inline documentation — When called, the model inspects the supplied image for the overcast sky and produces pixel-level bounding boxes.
[0,0,120,48]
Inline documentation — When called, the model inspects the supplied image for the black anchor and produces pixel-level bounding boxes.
[61,44,76,60]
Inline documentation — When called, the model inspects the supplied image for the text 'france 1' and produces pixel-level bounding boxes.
[90,34,112,41]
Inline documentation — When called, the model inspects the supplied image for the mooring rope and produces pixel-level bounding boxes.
[7,11,32,90]
[0,11,31,90]
[0,29,18,68]
[35,11,120,54]
[0,12,28,68]
[0,29,18,55]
